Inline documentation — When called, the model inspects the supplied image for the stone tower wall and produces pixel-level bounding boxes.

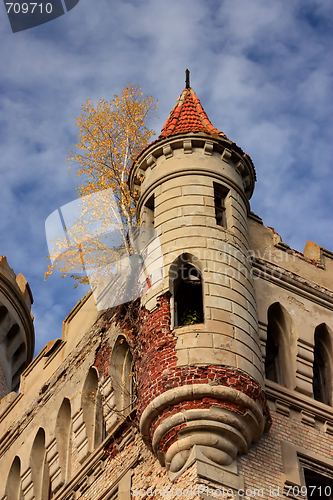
[136,138,262,384]
[129,134,269,479]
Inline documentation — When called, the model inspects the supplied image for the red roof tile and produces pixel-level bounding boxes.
[159,87,227,139]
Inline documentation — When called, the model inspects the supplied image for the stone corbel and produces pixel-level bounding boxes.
[235,161,244,175]
[163,144,173,159]
[146,155,156,168]
[204,141,214,155]
[183,139,192,154]
[242,175,250,190]
[221,149,232,162]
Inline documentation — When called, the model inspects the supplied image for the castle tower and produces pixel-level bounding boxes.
[0,256,34,399]
[128,76,271,482]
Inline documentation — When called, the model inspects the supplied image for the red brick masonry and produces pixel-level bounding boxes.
[122,294,271,433]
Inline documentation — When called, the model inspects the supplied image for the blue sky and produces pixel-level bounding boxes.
[0,0,332,356]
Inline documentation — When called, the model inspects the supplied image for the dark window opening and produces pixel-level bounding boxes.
[0,305,8,322]
[213,183,228,227]
[144,194,154,228]
[313,343,328,405]
[175,264,203,327]
[313,324,331,406]
[304,468,333,500]
[265,324,280,383]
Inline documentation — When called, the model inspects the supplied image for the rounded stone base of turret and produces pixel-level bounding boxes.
[140,379,271,480]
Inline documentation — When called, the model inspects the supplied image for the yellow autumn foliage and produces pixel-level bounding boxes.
[44,84,157,287]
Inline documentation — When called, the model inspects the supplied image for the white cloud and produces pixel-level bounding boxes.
[0,0,331,355]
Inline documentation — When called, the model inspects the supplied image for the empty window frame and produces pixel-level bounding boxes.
[109,336,134,415]
[174,263,203,327]
[264,302,294,389]
[82,368,104,454]
[30,428,50,500]
[313,324,332,406]
[5,456,23,500]
[265,322,280,383]
[213,183,228,227]
[143,194,154,228]
[55,398,72,484]
[303,468,333,500]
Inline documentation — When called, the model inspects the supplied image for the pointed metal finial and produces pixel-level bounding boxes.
[185,69,190,89]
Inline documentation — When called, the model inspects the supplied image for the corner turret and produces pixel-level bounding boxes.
[129,79,269,482]
[0,256,34,399]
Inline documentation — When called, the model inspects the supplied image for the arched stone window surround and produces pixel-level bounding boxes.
[265,302,294,389]
[81,367,103,453]
[109,336,134,415]
[55,398,72,483]
[30,428,50,500]
[313,323,333,406]
[169,253,204,329]
[5,456,23,500]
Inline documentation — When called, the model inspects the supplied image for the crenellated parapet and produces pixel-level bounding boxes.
[0,256,34,398]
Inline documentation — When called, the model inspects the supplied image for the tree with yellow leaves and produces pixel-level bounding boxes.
[45,84,157,290]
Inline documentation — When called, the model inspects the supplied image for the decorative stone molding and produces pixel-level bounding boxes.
[129,133,256,202]
[72,409,89,464]
[140,384,268,480]
[258,321,267,361]
[275,399,291,416]
[146,155,156,168]
[204,141,214,155]
[300,410,315,427]
[162,144,173,159]
[265,379,333,431]
[100,376,117,431]
[221,148,232,161]
[183,139,192,154]
[21,467,34,500]
[295,339,314,397]
[46,437,63,493]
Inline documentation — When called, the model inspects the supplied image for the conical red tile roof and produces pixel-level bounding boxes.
[159,87,227,139]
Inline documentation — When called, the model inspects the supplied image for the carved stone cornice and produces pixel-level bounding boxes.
[265,379,333,428]
[251,258,333,310]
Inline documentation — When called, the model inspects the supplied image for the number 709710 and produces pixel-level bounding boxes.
[6,3,53,14]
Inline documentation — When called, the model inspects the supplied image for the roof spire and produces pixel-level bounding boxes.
[185,69,190,89]
[159,84,227,140]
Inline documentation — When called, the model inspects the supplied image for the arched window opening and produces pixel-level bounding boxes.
[55,398,72,484]
[265,303,293,388]
[6,456,23,500]
[82,367,103,454]
[213,182,229,228]
[313,324,332,406]
[143,194,154,228]
[30,428,50,500]
[265,323,280,383]
[109,336,134,415]
[170,255,204,328]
